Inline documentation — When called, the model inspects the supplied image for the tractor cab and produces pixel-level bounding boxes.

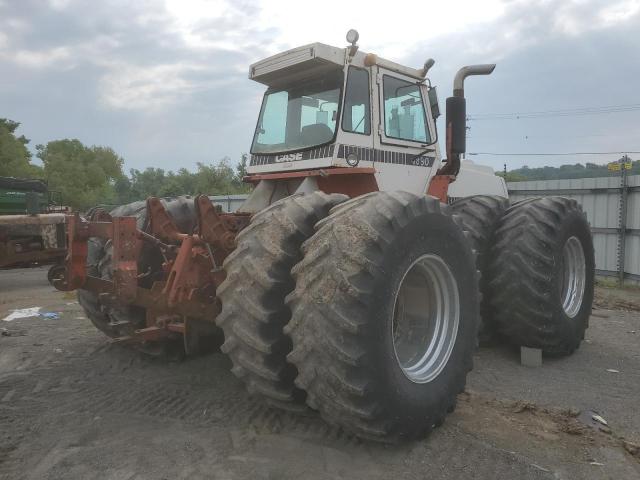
[245,33,441,201]
[241,30,504,212]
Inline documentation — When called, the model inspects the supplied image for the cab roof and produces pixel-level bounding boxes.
[249,42,427,88]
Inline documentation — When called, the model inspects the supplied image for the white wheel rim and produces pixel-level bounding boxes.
[560,236,586,318]
[392,254,460,384]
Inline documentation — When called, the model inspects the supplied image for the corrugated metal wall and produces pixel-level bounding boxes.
[208,194,248,213]
[508,175,639,283]
[207,182,639,282]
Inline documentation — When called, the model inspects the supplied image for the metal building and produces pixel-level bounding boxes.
[208,194,249,213]
[508,175,639,284]
[208,179,639,284]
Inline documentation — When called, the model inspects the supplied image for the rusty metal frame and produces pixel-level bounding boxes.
[0,242,66,269]
[244,168,380,198]
[426,175,454,203]
[55,196,243,345]
[112,217,139,303]
[146,197,186,243]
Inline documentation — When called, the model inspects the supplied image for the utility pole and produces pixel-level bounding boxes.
[616,155,630,285]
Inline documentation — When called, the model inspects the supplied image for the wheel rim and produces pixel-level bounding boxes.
[560,236,586,318]
[392,254,460,384]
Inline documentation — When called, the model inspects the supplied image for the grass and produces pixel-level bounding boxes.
[596,277,640,291]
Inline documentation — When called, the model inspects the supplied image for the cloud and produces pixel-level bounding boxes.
[48,0,74,9]
[404,0,640,67]
[9,46,73,69]
[600,0,640,25]
[0,0,638,173]
[0,0,274,112]
[99,62,203,110]
[164,0,269,51]
[98,61,244,110]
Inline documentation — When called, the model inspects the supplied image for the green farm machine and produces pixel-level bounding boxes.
[0,176,67,271]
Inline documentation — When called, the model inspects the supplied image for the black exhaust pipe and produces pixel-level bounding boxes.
[441,64,496,176]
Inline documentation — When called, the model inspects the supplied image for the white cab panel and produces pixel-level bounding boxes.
[448,160,508,199]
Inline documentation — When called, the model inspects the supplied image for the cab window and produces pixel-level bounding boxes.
[251,70,342,154]
[342,67,371,135]
[382,75,430,143]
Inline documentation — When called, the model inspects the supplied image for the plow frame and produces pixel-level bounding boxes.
[54,195,250,345]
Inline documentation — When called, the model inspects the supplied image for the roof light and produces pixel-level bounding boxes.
[346,29,359,45]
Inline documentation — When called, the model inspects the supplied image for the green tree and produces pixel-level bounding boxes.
[0,119,43,178]
[194,158,238,194]
[496,171,527,182]
[236,153,248,180]
[159,168,198,197]
[123,156,251,203]
[113,175,133,204]
[503,158,640,182]
[129,167,168,199]
[37,139,125,209]
[233,153,251,193]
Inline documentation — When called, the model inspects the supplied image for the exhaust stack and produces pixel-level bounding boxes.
[442,64,496,176]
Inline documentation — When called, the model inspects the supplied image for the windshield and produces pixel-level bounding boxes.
[251,71,343,154]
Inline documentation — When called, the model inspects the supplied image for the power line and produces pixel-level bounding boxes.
[466,132,617,140]
[468,103,640,121]
[468,151,640,157]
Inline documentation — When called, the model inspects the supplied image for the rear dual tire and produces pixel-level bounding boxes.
[450,195,510,340]
[487,196,594,355]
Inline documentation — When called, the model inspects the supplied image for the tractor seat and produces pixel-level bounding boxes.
[300,123,333,146]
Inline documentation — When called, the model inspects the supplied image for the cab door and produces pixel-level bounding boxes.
[334,65,375,165]
[372,67,439,195]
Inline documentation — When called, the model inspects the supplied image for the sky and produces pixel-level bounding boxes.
[1,0,640,173]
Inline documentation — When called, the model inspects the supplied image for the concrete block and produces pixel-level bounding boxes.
[520,346,542,367]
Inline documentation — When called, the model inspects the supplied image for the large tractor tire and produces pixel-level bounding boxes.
[451,195,509,339]
[487,196,594,355]
[77,197,199,355]
[285,191,480,441]
[216,192,347,411]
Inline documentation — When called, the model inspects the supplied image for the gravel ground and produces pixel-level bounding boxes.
[0,267,638,480]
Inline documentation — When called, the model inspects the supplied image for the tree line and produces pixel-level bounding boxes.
[0,118,249,210]
[3,117,639,209]
[496,159,640,182]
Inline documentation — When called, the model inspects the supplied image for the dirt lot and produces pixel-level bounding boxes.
[0,267,639,480]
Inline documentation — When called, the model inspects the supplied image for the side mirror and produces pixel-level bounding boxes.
[428,87,440,119]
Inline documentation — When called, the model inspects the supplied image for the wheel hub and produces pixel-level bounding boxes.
[560,236,586,318]
[392,254,460,384]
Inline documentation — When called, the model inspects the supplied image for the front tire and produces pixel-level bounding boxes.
[285,192,480,441]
